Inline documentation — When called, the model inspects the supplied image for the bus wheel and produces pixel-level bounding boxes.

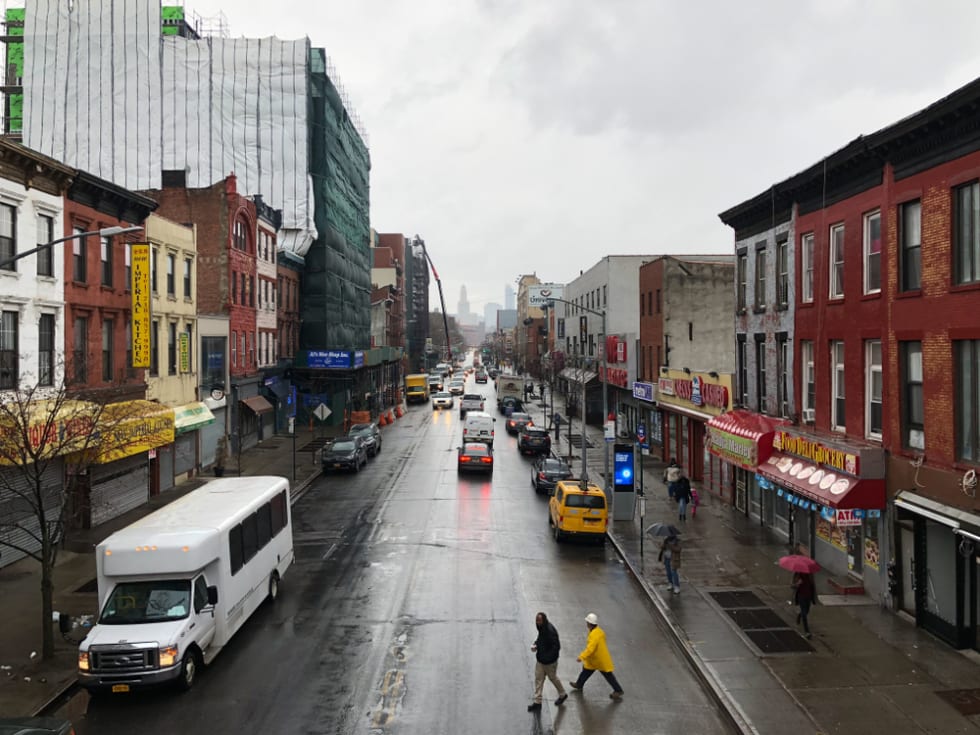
[177,649,201,691]
[269,571,280,602]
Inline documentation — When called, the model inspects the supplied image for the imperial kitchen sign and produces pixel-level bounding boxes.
[528,284,565,307]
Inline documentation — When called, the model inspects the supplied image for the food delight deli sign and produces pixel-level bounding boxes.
[773,431,859,475]
[657,369,733,417]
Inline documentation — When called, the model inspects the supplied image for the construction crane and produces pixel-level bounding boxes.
[416,236,452,363]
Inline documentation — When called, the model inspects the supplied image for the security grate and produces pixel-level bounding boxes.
[710,589,813,654]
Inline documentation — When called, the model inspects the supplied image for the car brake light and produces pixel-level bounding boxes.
[481,456,492,463]
[460,456,470,462]
[538,472,546,480]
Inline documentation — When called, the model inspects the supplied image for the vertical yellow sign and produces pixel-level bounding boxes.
[179,332,190,373]
[130,244,151,368]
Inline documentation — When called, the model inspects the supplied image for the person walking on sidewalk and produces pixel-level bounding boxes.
[663,459,682,500]
[792,572,815,639]
[675,475,692,521]
[528,612,568,711]
[569,613,625,700]
[659,534,683,593]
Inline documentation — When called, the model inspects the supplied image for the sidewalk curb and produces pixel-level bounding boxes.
[290,468,323,504]
[607,528,758,735]
[31,680,78,717]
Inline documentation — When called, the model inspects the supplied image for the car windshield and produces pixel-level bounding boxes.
[349,424,372,434]
[525,427,547,435]
[463,394,482,400]
[464,445,489,456]
[510,413,530,422]
[435,392,451,398]
[332,440,356,451]
[564,494,606,510]
[542,459,570,472]
[99,579,192,624]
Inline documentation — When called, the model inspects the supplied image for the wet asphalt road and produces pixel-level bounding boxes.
[64,376,732,735]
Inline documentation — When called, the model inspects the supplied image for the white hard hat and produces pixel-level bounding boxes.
[585,613,598,625]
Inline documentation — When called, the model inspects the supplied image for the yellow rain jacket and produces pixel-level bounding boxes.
[578,625,614,672]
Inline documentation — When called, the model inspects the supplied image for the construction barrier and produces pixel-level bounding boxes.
[378,413,388,426]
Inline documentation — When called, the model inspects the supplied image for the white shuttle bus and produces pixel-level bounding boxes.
[78,476,294,693]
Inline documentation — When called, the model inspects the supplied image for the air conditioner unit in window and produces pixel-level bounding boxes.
[802,408,815,423]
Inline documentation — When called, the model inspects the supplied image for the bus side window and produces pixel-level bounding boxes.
[193,576,209,614]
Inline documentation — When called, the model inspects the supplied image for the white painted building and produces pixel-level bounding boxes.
[254,202,280,370]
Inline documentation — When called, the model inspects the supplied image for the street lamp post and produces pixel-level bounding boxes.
[0,225,143,271]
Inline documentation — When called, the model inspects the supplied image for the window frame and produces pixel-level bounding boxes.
[100,235,113,287]
[101,318,114,382]
[0,310,18,389]
[776,237,789,308]
[166,253,175,296]
[863,210,881,295]
[829,224,845,299]
[899,200,922,292]
[36,213,54,277]
[73,316,88,384]
[754,244,767,311]
[184,257,192,299]
[72,227,87,283]
[755,335,767,414]
[38,313,54,386]
[736,250,747,311]
[0,203,16,273]
[831,340,846,432]
[776,333,789,418]
[953,181,980,285]
[168,321,177,375]
[801,340,815,419]
[865,339,882,440]
[801,232,814,303]
[903,341,924,451]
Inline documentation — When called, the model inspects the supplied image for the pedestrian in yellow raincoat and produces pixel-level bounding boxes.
[569,612,624,700]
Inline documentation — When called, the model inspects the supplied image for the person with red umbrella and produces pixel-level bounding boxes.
[780,555,819,639]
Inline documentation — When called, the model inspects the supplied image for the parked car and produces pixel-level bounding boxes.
[432,391,454,409]
[475,371,488,384]
[348,422,382,457]
[457,442,494,474]
[322,436,368,472]
[498,396,524,416]
[518,425,551,455]
[531,456,574,494]
[549,481,607,543]
[0,719,75,735]
[505,412,533,435]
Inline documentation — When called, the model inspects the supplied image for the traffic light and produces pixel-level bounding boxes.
[613,443,635,491]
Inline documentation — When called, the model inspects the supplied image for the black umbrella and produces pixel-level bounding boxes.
[646,523,681,537]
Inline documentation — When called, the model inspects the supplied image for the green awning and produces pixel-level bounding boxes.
[173,402,216,435]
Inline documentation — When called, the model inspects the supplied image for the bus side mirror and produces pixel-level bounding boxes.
[207,586,219,606]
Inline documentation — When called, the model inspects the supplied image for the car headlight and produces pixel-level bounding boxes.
[159,645,179,667]
[78,651,90,671]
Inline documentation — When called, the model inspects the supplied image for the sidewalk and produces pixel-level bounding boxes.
[0,425,331,718]
[530,390,980,734]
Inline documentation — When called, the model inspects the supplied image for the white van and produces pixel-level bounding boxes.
[462,411,495,446]
[77,476,294,693]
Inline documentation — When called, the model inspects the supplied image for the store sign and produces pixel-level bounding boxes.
[179,332,190,373]
[95,401,176,463]
[353,350,365,368]
[528,283,564,307]
[657,369,733,417]
[774,431,858,475]
[632,381,655,402]
[707,428,758,467]
[835,509,863,527]
[307,350,351,369]
[605,335,628,364]
[599,365,629,388]
[658,377,675,396]
[130,243,151,368]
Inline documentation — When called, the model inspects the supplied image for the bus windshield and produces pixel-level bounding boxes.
[99,579,192,624]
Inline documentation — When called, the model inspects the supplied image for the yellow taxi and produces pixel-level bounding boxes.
[548,481,608,543]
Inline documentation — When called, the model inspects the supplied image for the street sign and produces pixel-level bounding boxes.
[604,419,615,442]
[314,403,332,421]
[636,423,646,443]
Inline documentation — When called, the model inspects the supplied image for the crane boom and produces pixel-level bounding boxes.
[419,240,452,363]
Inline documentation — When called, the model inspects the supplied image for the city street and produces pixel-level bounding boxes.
[53,376,732,734]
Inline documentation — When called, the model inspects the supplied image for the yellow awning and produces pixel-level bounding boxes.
[90,400,175,464]
[174,402,215,435]
[0,399,98,465]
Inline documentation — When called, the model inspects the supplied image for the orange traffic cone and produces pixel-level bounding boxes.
[378,412,388,426]
[387,409,395,424]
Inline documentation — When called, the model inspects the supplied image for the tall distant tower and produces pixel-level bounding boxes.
[458,285,471,318]
[504,284,515,310]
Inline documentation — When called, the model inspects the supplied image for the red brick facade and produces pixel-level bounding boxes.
[638,259,664,382]
[277,258,301,360]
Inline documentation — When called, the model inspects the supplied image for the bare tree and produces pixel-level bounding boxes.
[0,377,155,660]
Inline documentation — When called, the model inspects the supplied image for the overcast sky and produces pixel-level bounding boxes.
[189,0,980,316]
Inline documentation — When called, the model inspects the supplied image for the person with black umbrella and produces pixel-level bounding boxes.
[659,533,683,594]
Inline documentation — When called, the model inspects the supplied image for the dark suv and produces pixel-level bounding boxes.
[348,422,382,457]
[518,425,551,455]
[322,436,368,472]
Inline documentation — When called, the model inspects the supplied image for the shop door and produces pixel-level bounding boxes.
[89,455,149,527]
[901,526,916,613]
[847,526,864,576]
[0,461,63,568]
[158,444,175,492]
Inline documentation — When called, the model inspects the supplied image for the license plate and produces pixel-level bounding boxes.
[334,463,342,468]
[584,518,600,524]
[112,684,130,693]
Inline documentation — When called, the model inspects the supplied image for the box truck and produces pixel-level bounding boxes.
[405,374,430,403]
[77,476,294,693]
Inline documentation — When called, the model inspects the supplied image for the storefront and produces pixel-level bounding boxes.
[86,400,175,528]
[630,381,662,450]
[200,392,227,469]
[705,410,788,511]
[657,369,734,495]
[558,367,601,424]
[173,401,216,483]
[756,429,886,589]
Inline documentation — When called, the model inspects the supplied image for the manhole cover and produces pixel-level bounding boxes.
[744,629,814,654]
[936,689,980,716]
[725,608,788,630]
[75,578,98,593]
[710,590,766,608]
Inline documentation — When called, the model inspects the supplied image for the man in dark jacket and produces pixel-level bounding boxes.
[528,612,568,711]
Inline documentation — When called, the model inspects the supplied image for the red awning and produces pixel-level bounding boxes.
[757,452,885,510]
[705,410,789,471]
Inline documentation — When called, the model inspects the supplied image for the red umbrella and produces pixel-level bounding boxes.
[778,555,820,574]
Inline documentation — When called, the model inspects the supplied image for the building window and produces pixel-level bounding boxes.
[124,243,131,289]
[168,322,177,375]
[150,246,157,293]
[184,257,192,299]
[899,200,921,292]
[241,333,246,368]
[776,238,788,307]
[831,340,846,431]
[754,245,767,310]
[231,330,237,367]
[829,224,845,299]
[736,335,748,407]
[801,233,814,303]
[903,342,924,450]
[736,251,747,311]
[166,253,175,296]
[655,289,661,313]
[233,218,248,251]
[0,310,18,388]
[755,336,767,413]
[241,273,246,305]
[73,227,87,283]
[801,340,815,420]
[603,285,607,306]
[863,210,881,294]
[954,181,980,285]
[73,316,88,383]
[249,276,255,307]
[100,235,113,287]
[101,319,114,382]
[231,270,237,304]
[149,320,159,377]
[36,313,55,386]
[866,340,882,439]
[36,214,54,277]
[0,203,15,272]
[776,333,789,418]
[956,340,980,462]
